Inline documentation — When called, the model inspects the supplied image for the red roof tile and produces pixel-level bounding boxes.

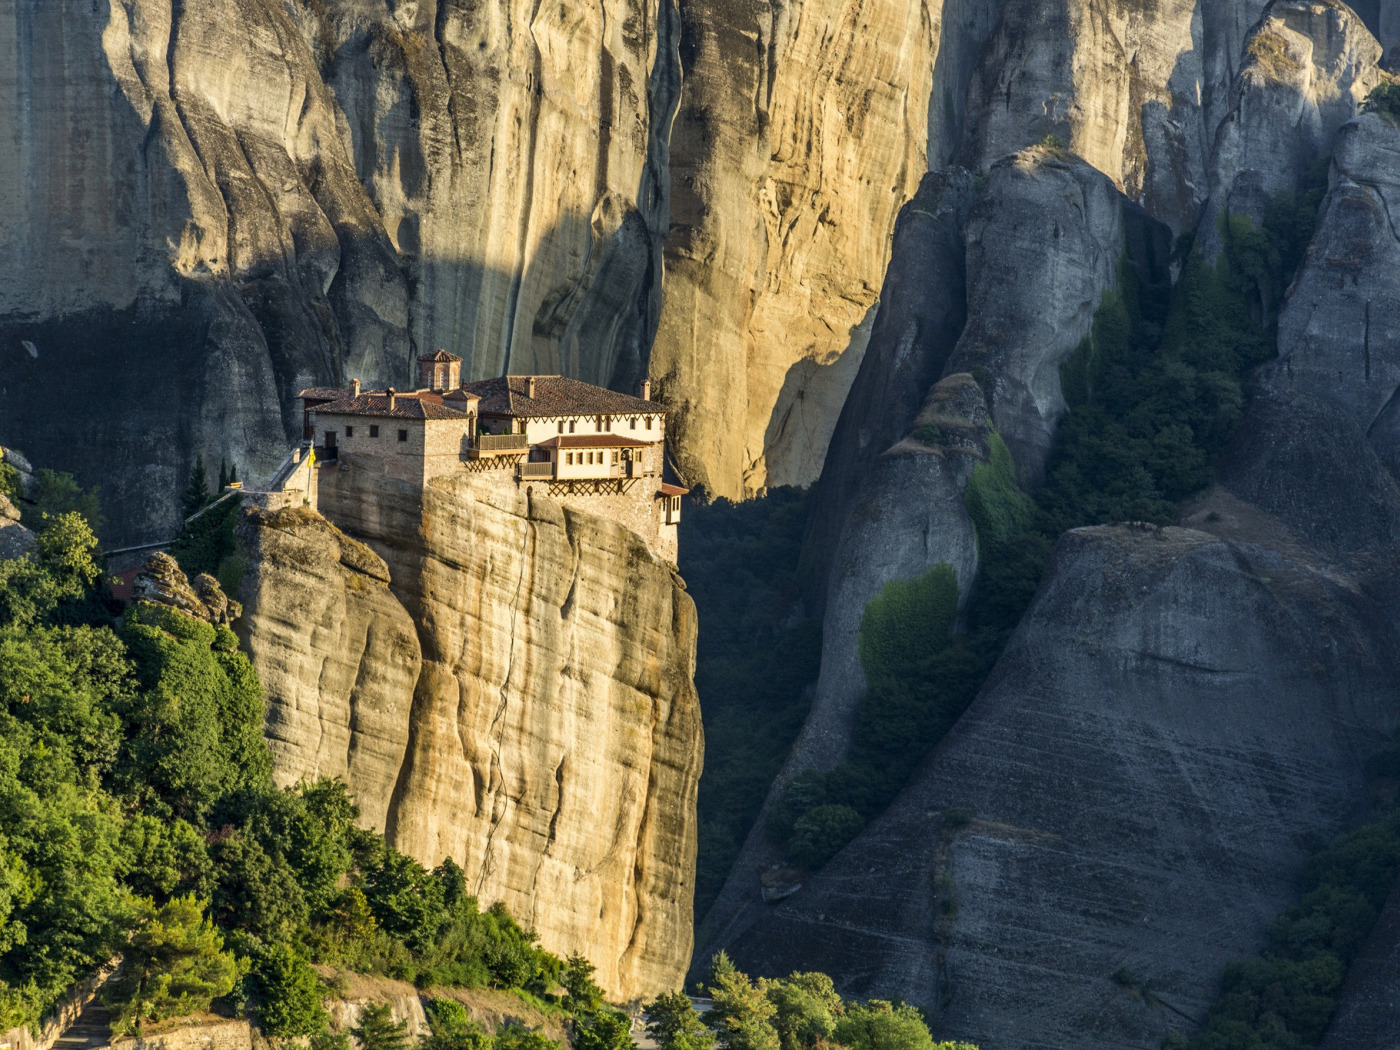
[464,376,663,417]
[659,483,690,497]
[313,391,475,420]
[536,435,654,449]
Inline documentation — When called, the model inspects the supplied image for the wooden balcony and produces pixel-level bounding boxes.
[468,433,528,459]
[519,461,555,480]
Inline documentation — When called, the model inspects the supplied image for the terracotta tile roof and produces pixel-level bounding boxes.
[420,350,461,363]
[299,386,353,401]
[313,391,474,420]
[464,376,663,417]
[536,435,654,449]
[659,483,690,497]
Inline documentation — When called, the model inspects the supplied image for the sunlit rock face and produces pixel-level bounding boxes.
[649,0,947,499]
[0,0,411,545]
[239,474,702,1002]
[288,0,678,389]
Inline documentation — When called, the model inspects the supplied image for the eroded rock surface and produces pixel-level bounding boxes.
[236,505,422,835]
[650,0,942,498]
[1200,0,1382,259]
[723,517,1400,1049]
[240,471,702,1001]
[946,149,1171,483]
[1267,110,1400,473]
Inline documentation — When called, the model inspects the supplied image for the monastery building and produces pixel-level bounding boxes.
[282,352,687,561]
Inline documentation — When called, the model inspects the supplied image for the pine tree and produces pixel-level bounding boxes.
[218,459,230,491]
[351,1003,410,1050]
[181,454,210,517]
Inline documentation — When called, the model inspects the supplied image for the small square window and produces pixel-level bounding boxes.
[398,429,408,442]
[369,425,380,438]
[345,426,354,437]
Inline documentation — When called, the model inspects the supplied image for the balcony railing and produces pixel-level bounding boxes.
[476,433,528,452]
[518,461,555,480]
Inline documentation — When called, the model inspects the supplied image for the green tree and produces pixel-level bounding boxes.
[562,952,606,1015]
[786,806,864,870]
[352,1003,412,1050]
[108,896,242,1034]
[250,942,327,1037]
[644,992,714,1050]
[573,1010,635,1050]
[706,954,779,1050]
[0,512,102,627]
[116,603,269,819]
[181,455,211,518]
[832,1002,936,1050]
[761,972,842,1050]
[423,999,494,1050]
[22,470,104,535]
[493,1023,561,1050]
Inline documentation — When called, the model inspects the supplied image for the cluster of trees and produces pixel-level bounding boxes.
[1169,805,1400,1049]
[171,454,245,594]
[0,482,586,1044]
[677,490,823,915]
[641,954,975,1050]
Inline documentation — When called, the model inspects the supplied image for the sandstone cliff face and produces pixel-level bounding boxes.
[0,0,411,544]
[236,506,422,835]
[289,0,678,389]
[239,472,702,1001]
[649,0,943,498]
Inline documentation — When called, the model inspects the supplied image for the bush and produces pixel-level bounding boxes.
[857,566,960,682]
[1365,79,1400,121]
[833,1002,936,1050]
[787,806,865,869]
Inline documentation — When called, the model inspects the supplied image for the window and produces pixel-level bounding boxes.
[566,453,573,465]
[630,417,637,429]
[369,425,380,438]
[605,416,612,431]
[569,420,577,433]
[645,417,652,430]
[345,426,354,437]
[324,431,337,448]
[398,429,408,442]
[558,421,565,434]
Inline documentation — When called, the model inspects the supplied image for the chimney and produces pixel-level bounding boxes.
[526,377,537,399]
[387,387,397,412]
[351,378,361,397]
[639,379,651,401]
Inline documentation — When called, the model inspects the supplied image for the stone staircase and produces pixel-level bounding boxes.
[50,1001,112,1050]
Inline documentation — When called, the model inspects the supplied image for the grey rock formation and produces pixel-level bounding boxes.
[958,0,1273,233]
[945,149,1171,484]
[0,493,35,560]
[1267,110,1400,475]
[1199,0,1383,259]
[698,373,989,964]
[723,517,1400,1049]
[802,169,979,583]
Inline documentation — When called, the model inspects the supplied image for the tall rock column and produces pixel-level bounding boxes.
[650,0,941,498]
[248,468,705,1002]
